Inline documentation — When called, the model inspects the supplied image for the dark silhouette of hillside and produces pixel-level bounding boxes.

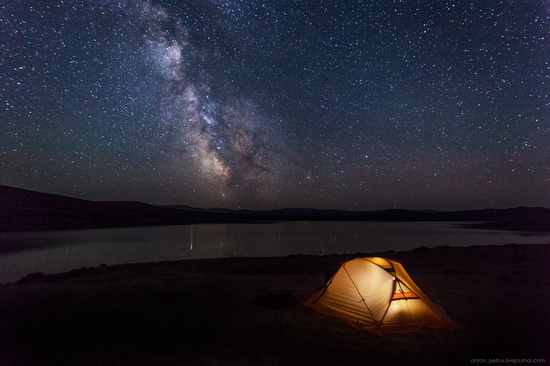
[0,185,246,232]
[1,185,549,232]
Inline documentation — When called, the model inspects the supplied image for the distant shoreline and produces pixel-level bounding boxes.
[456,220,550,233]
[2,217,550,234]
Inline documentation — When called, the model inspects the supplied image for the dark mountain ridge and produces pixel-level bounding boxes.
[1,185,549,232]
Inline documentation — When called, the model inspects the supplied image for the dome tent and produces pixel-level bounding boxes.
[304,257,458,335]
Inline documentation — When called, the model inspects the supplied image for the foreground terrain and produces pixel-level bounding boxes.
[0,244,549,365]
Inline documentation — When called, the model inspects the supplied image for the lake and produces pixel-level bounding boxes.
[0,221,548,284]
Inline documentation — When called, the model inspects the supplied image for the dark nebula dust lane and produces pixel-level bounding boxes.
[1,0,549,210]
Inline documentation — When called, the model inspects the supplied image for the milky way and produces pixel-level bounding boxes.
[130,0,286,202]
[1,0,549,210]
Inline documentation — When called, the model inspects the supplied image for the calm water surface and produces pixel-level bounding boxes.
[0,221,548,283]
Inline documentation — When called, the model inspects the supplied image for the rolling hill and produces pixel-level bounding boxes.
[1,185,549,232]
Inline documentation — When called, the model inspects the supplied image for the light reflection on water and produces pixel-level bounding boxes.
[0,221,547,283]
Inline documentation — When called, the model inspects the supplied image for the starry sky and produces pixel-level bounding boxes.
[1,0,549,210]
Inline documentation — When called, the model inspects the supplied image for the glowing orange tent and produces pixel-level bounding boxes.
[304,257,458,335]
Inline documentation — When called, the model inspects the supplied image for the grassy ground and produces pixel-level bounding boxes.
[0,244,549,365]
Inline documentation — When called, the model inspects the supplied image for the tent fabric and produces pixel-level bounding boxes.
[304,257,458,335]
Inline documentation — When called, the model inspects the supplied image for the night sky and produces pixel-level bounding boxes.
[1,0,549,210]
